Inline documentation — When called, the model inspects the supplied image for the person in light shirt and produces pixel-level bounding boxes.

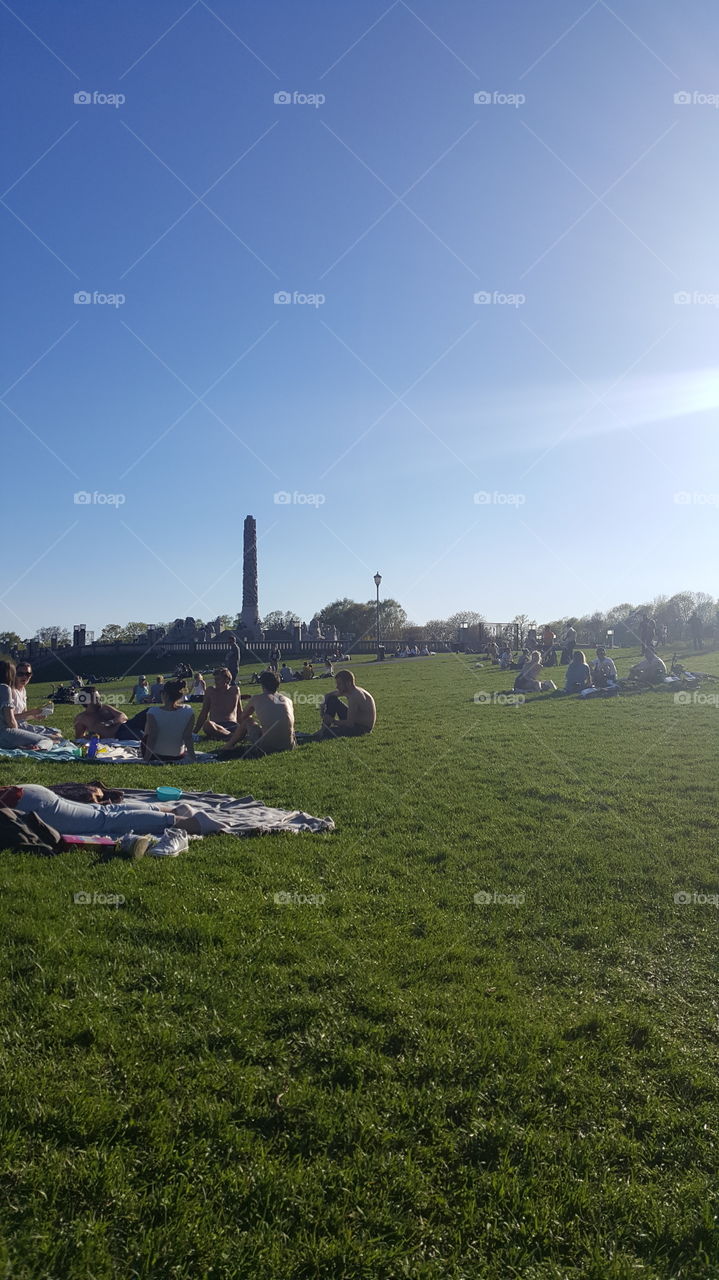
[592,647,618,688]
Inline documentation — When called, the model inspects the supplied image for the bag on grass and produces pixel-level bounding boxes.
[0,805,63,855]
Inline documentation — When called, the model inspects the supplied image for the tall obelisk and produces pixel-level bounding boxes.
[239,514,262,640]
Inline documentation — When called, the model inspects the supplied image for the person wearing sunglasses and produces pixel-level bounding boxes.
[0,659,58,751]
[13,663,62,739]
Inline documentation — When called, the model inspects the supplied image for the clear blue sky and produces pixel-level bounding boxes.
[2,0,718,636]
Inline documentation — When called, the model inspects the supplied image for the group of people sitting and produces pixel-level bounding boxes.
[0,658,378,764]
[512,646,620,695]
[394,644,433,658]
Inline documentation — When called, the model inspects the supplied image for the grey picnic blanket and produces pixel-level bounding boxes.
[122,788,335,836]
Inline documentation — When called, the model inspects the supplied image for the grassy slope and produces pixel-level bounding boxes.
[0,650,717,1279]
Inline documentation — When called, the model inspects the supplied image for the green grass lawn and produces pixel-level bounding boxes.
[0,649,717,1279]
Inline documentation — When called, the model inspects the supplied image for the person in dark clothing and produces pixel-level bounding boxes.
[225,634,241,685]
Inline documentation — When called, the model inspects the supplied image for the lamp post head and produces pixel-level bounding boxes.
[374,572,382,590]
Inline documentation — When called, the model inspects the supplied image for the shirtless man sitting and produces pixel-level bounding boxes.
[74,689,130,739]
[319,669,376,738]
[218,670,295,756]
[193,668,242,739]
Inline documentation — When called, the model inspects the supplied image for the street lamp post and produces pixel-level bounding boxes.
[374,572,382,656]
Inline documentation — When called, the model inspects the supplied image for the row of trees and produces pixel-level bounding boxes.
[4,590,717,656]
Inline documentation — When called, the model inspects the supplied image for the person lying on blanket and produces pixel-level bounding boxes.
[218,670,295,755]
[7,783,225,836]
[318,669,376,738]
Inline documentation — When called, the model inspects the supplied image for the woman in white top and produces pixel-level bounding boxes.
[143,679,196,763]
[0,659,56,750]
[189,672,206,701]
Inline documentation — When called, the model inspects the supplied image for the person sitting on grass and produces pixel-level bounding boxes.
[514,651,545,694]
[74,688,129,739]
[149,675,165,704]
[280,663,296,682]
[564,650,593,694]
[142,679,196,764]
[300,661,315,680]
[13,660,62,740]
[129,676,151,704]
[0,659,59,751]
[628,647,667,682]
[189,672,206,701]
[318,669,376,738]
[592,646,618,688]
[321,659,334,677]
[219,670,295,756]
[194,668,241,739]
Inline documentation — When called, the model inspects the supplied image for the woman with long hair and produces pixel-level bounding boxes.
[0,659,56,751]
